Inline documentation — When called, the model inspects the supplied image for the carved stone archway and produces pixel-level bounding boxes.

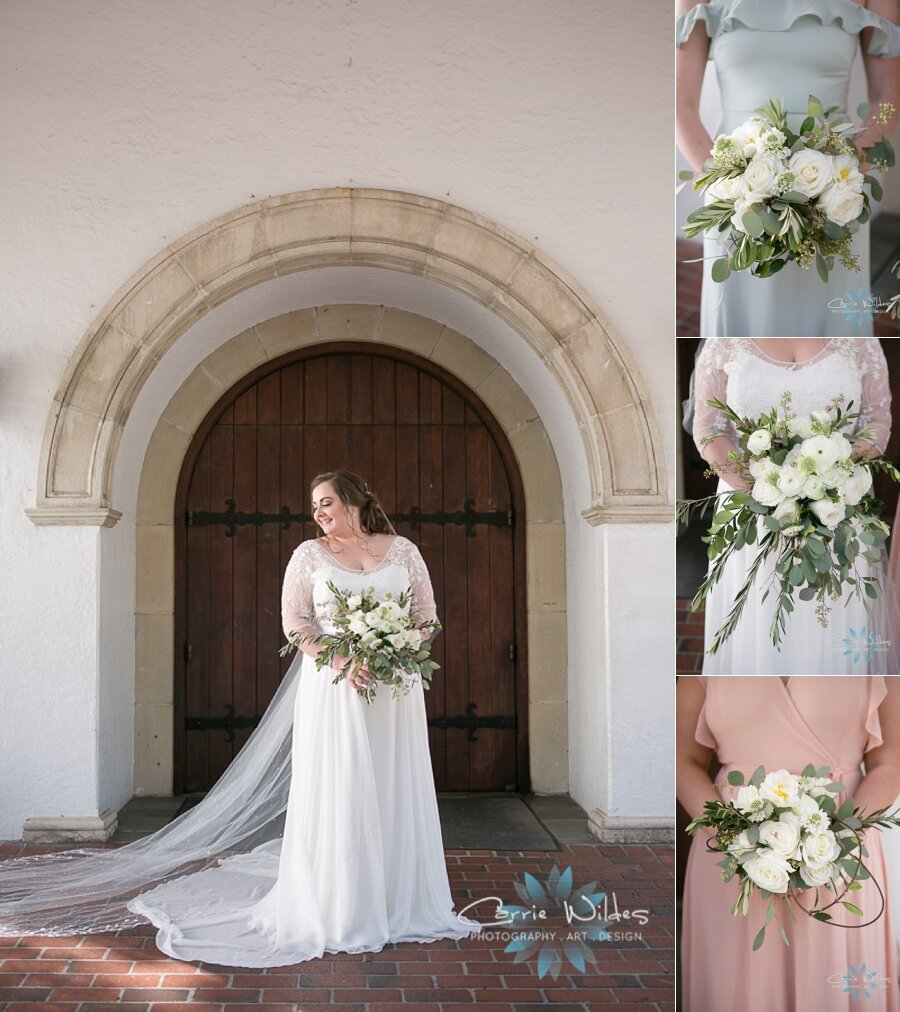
[26,188,669,528]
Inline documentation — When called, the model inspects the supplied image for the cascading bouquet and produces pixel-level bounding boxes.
[686,765,900,950]
[676,392,900,654]
[279,580,441,702]
[680,95,895,284]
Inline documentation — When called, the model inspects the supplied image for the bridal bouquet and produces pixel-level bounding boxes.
[676,392,900,654]
[681,95,896,283]
[279,581,441,703]
[686,764,900,950]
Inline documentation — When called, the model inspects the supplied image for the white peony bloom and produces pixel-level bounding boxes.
[818,182,865,226]
[787,148,833,198]
[799,861,838,888]
[810,498,846,529]
[801,435,840,471]
[831,153,865,193]
[741,153,785,198]
[842,465,873,506]
[777,467,804,497]
[744,848,792,894]
[759,816,802,857]
[802,476,827,500]
[802,829,841,866]
[752,471,786,507]
[788,415,815,439]
[760,769,801,808]
[747,429,773,454]
[730,117,767,158]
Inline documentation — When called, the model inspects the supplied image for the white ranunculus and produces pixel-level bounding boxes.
[831,153,865,193]
[801,435,840,471]
[760,769,801,808]
[731,193,768,234]
[709,173,744,202]
[802,829,841,866]
[787,148,833,198]
[744,848,792,894]
[752,472,785,507]
[819,181,865,226]
[818,465,847,490]
[843,465,874,506]
[731,117,767,158]
[810,498,846,529]
[802,476,827,500]
[830,434,853,460]
[799,861,838,888]
[777,467,804,497]
[747,429,772,454]
[788,415,814,439]
[388,632,408,650]
[759,816,802,857]
[749,457,778,479]
[741,153,784,197]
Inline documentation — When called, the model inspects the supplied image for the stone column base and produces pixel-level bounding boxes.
[22,809,118,843]
[589,808,674,844]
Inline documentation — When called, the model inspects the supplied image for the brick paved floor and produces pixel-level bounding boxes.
[0,842,674,1011]
[676,598,704,676]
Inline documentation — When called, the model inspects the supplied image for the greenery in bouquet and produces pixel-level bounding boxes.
[681,95,896,283]
[676,392,900,654]
[279,580,441,702]
[686,764,900,950]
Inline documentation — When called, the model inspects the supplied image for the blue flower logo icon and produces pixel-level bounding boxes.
[842,964,880,1000]
[842,289,876,329]
[842,627,877,663]
[498,865,609,980]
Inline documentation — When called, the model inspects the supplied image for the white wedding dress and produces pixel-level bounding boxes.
[691,338,897,676]
[0,535,481,966]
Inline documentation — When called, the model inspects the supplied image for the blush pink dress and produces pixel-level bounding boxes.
[682,677,899,1012]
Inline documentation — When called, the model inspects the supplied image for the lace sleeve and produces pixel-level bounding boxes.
[394,536,439,635]
[851,339,891,454]
[281,541,319,644]
[692,338,739,455]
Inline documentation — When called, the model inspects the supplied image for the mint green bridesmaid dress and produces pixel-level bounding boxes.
[677,0,900,337]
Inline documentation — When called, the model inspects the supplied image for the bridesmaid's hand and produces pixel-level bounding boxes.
[347,662,373,692]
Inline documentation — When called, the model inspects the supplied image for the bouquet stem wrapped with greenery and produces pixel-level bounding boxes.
[686,764,900,950]
[677,392,900,654]
[279,580,441,703]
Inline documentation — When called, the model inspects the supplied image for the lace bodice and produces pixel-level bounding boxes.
[692,338,891,453]
[281,535,438,643]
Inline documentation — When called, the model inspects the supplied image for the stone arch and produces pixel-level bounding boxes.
[26,188,668,528]
[134,306,569,796]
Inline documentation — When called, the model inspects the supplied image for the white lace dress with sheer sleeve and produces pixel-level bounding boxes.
[691,338,896,675]
[126,535,482,966]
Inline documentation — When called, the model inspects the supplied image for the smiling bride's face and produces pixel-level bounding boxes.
[312,481,358,538]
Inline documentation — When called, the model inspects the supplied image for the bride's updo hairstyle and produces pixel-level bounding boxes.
[309,470,394,535]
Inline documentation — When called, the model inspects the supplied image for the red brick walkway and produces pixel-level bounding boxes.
[676,598,704,676]
[0,843,674,1011]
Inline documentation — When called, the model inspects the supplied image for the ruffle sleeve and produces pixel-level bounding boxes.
[693,677,717,749]
[864,676,889,752]
[676,0,900,58]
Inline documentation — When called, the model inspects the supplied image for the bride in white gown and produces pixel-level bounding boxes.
[0,470,481,966]
[691,338,897,676]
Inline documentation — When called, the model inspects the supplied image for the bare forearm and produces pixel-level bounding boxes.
[853,762,900,816]
[677,105,714,173]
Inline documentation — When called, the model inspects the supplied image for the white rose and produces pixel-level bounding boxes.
[752,472,785,507]
[799,861,838,887]
[792,793,820,820]
[744,848,792,894]
[773,498,799,522]
[801,435,840,471]
[760,769,801,808]
[388,632,408,649]
[406,627,424,649]
[802,829,841,866]
[802,476,826,500]
[747,429,772,454]
[709,173,744,202]
[741,153,784,197]
[818,182,865,226]
[810,498,846,530]
[727,830,757,857]
[731,192,767,234]
[787,149,833,198]
[843,465,873,506]
[807,776,835,799]
[777,467,804,497]
[831,153,865,193]
[759,815,802,857]
[360,630,379,647]
[788,415,815,439]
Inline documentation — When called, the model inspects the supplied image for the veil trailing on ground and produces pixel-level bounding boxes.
[0,651,304,937]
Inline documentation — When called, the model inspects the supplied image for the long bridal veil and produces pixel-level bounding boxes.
[0,651,304,937]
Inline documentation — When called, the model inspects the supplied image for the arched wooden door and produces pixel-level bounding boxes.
[174,342,528,794]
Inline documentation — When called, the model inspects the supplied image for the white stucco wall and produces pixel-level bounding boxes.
[0,0,674,838]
